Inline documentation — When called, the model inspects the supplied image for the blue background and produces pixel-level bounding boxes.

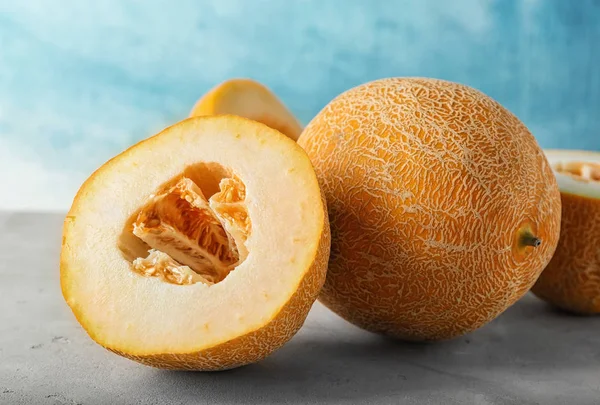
[1,0,599,210]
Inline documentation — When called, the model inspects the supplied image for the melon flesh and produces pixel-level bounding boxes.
[190,78,303,141]
[532,150,600,314]
[60,115,330,370]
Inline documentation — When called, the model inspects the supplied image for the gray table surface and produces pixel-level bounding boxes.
[1,211,599,405]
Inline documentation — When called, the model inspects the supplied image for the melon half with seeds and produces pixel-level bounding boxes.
[532,150,600,314]
[60,115,330,370]
[190,78,303,141]
[298,77,562,341]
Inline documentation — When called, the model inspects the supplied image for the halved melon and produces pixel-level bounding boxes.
[60,115,330,370]
[190,79,303,141]
[532,149,600,314]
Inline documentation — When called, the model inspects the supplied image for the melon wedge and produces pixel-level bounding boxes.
[190,79,303,141]
[532,149,600,314]
[60,115,330,370]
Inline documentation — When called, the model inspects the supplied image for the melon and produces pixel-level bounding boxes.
[298,77,561,341]
[532,149,600,314]
[190,78,303,141]
[61,115,330,370]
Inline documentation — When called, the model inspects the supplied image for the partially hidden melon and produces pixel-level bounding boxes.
[298,77,561,341]
[532,149,600,314]
[190,78,303,141]
[61,115,330,370]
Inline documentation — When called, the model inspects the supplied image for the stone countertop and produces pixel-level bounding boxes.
[1,212,599,405]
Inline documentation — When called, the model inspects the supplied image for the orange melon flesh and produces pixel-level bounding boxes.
[61,115,330,370]
[190,79,303,141]
[532,150,600,314]
[298,77,561,341]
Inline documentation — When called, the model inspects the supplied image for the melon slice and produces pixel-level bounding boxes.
[190,78,303,141]
[60,115,330,370]
[532,149,600,314]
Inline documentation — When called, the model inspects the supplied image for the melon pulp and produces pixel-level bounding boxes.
[532,150,600,314]
[61,115,330,370]
[298,77,561,341]
[190,78,303,141]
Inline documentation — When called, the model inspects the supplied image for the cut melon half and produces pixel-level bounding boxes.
[532,149,600,314]
[60,115,330,370]
[190,79,303,141]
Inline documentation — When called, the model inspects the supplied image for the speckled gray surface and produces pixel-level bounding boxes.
[1,211,600,405]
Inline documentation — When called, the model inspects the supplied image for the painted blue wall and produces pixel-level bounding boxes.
[1,0,599,209]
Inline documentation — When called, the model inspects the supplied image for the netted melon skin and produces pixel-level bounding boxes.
[299,77,561,341]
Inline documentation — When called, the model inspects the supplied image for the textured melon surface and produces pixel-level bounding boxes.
[61,115,330,370]
[298,77,561,341]
[190,78,303,141]
[532,150,600,314]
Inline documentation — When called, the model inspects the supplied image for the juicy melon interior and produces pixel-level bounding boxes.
[61,116,326,356]
[554,161,600,182]
[119,165,250,286]
[546,150,600,199]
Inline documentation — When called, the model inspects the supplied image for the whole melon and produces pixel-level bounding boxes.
[298,77,561,341]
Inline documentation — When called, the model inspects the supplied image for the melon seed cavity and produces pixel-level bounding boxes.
[120,166,250,286]
[554,161,600,183]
